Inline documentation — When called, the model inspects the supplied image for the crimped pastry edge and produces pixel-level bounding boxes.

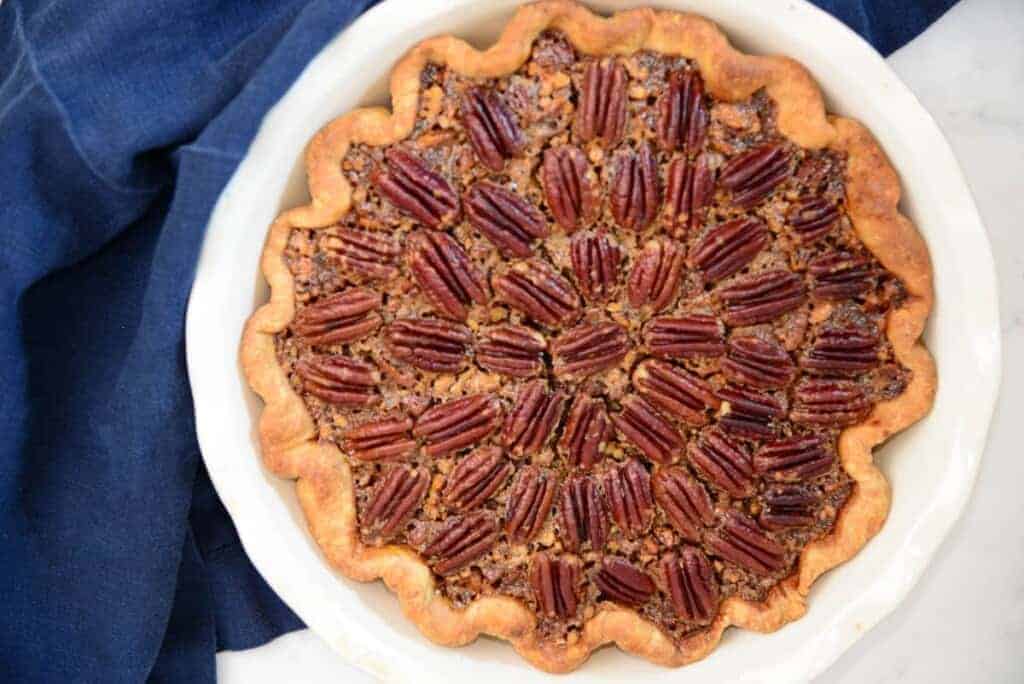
[239,0,936,672]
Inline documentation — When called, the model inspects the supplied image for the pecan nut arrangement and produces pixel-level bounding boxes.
[242,1,935,673]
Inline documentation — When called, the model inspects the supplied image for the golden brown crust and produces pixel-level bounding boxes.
[240,1,936,672]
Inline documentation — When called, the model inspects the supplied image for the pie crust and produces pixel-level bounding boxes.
[240,1,936,671]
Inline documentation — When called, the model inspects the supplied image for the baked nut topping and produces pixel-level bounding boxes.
[530,553,581,619]
[611,395,685,465]
[577,58,628,144]
[602,459,654,537]
[689,217,768,283]
[407,231,488,320]
[652,466,714,542]
[466,181,549,258]
[443,446,514,511]
[644,313,725,359]
[424,510,500,575]
[459,86,525,171]
[557,394,609,469]
[595,556,655,606]
[363,466,430,538]
[413,394,502,457]
[661,547,718,624]
[707,511,787,575]
[492,258,580,327]
[633,359,719,426]
[372,148,460,229]
[385,318,472,373]
[294,355,379,407]
[558,474,609,552]
[570,230,622,302]
[476,324,547,378]
[501,380,567,457]
[541,145,599,231]
[551,321,630,379]
[323,226,402,281]
[610,143,662,231]
[292,288,382,347]
[754,434,835,482]
[657,70,709,155]
[718,142,793,208]
[505,466,558,543]
[665,153,714,235]
[628,237,686,312]
[257,12,932,668]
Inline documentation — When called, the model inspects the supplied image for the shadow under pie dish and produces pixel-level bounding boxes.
[240,0,936,672]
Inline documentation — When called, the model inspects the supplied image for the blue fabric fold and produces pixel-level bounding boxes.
[0,1,956,681]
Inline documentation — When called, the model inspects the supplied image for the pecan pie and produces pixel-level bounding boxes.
[241,1,936,672]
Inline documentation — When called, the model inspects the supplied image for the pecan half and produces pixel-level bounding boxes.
[665,153,714,235]
[363,465,429,537]
[558,475,609,552]
[505,466,558,543]
[788,196,839,244]
[413,394,503,457]
[443,446,513,511]
[465,181,549,258]
[371,148,460,229]
[530,553,581,619]
[492,258,580,327]
[407,232,488,320]
[718,142,793,208]
[385,318,472,374]
[800,326,880,376]
[476,324,547,378]
[595,557,655,606]
[644,314,726,359]
[577,59,628,144]
[570,230,622,302]
[721,336,796,389]
[633,359,720,426]
[293,289,382,346]
[707,511,787,575]
[717,269,807,326]
[716,385,785,437]
[653,466,714,541]
[611,395,685,465]
[602,459,654,537]
[323,226,401,281]
[460,86,525,172]
[610,143,662,231]
[558,395,609,469]
[551,322,630,379]
[808,252,878,300]
[295,355,380,407]
[657,69,709,155]
[688,427,755,498]
[541,145,599,231]
[661,548,718,624]
[754,434,835,482]
[689,217,769,283]
[627,237,686,312]
[501,381,567,457]
[423,510,499,575]
[758,485,820,530]
[344,415,417,461]
[790,378,872,427]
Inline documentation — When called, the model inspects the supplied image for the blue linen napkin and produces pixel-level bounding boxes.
[0,1,956,681]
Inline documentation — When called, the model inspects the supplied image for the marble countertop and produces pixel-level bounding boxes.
[218,0,1023,680]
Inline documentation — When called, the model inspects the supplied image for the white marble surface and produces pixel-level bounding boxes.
[217,0,1023,680]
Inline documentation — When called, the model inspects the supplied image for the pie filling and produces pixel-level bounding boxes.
[275,31,910,646]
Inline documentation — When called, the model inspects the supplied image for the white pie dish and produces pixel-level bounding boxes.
[186,0,1001,681]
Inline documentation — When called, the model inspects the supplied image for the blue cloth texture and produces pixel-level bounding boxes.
[0,0,955,681]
